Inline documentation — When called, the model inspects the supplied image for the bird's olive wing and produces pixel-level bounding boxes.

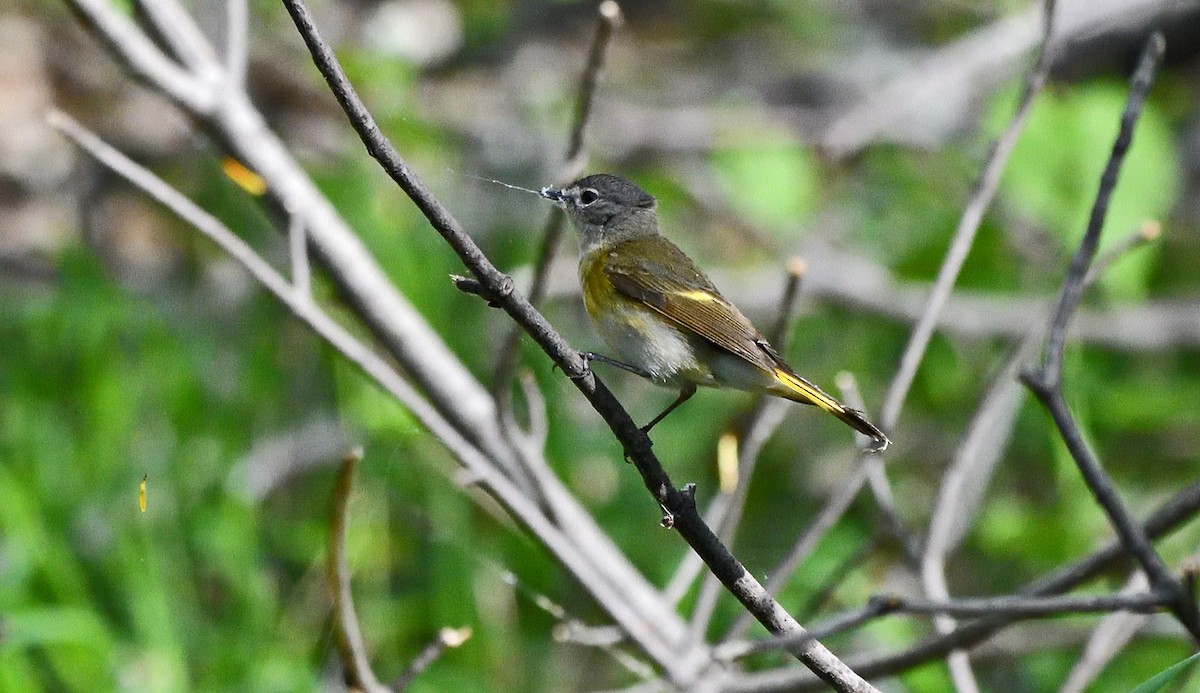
[603,238,778,373]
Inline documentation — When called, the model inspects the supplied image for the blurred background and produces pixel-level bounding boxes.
[4,0,1200,690]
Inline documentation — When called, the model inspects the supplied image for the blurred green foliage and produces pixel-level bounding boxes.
[991,81,1179,300]
[4,1,1200,691]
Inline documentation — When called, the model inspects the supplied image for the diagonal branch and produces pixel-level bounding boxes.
[879,0,1058,430]
[278,0,875,688]
[48,108,691,681]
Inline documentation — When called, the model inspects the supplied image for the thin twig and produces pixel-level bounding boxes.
[1019,32,1199,640]
[278,1,874,688]
[870,592,1170,618]
[328,448,387,693]
[920,344,1031,693]
[837,372,919,560]
[490,0,622,407]
[729,479,1200,691]
[393,627,473,691]
[717,590,1169,664]
[1084,219,1160,287]
[226,0,249,89]
[1027,38,1160,386]
[879,0,1056,429]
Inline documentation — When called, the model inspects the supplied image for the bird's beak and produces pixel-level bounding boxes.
[539,186,568,204]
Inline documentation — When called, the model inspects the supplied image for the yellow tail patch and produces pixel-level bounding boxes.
[773,368,845,413]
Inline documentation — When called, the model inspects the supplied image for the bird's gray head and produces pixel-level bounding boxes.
[540,174,658,252]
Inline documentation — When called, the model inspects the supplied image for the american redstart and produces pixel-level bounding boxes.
[540,173,889,452]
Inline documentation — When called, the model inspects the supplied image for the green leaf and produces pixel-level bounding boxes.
[1131,652,1200,693]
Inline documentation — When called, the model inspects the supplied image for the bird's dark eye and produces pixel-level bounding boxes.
[579,189,600,205]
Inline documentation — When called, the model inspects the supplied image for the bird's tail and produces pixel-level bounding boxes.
[771,368,890,452]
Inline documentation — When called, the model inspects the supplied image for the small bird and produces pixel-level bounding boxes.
[541,173,889,452]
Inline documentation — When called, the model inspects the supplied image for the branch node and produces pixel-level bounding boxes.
[451,274,509,307]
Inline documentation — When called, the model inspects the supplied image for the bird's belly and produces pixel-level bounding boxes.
[590,301,714,387]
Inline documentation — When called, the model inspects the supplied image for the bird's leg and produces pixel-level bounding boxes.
[575,351,656,380]
[641,383,697,434]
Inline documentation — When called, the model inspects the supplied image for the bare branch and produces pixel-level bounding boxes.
[62,0,725,672]
[278,0,875,687]
[226,0,250,88]
[66,0,215,112]
[837,372,916,558]
[723,0,1060,647]
[393,627,473,691]
[871,592,1170,619]
[730,480,1200,690]
[49,108,693,677]
[920,345,1031,693]
[718,589,1168,665]
[1019,32,1200,640]
[491,0,623,406]
[880,0,1057,431]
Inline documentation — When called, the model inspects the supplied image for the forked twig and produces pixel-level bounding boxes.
[1020,31,1199,640]
[49,107,689,682]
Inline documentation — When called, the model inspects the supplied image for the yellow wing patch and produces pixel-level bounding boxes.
[675,289,721,302]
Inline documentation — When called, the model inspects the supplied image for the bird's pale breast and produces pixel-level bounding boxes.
[579,249,709,386]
